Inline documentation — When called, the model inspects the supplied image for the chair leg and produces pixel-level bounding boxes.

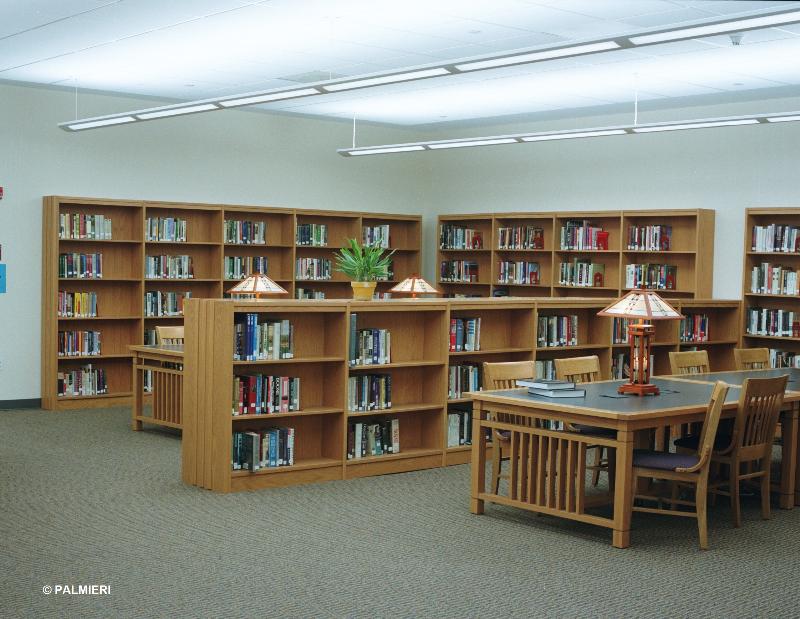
[731,465,742,528]
[708,461,720,507]
[670,481,680,511]
[761,467,771,521]
[591,447,602,486]
[491,440,502,495]
[608,449,616,493]
[697,477,709,551]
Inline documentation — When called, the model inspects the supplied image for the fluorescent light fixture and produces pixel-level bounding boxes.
[632,119,758,133]
[766,115,800,123]
[629,10,800,45]
[136,103,218,120]
[219,88,319,108]
[428,138,518,149]
[348,145,427,156]
[323,68,452,92]
[521,129,626,142]
[338,111,800,156]
[455,41,621,72]
[64,116,137,131]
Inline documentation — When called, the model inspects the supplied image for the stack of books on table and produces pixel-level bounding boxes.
[516,379,585,398]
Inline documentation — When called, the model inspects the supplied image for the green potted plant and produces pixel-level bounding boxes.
[334,238,395,301]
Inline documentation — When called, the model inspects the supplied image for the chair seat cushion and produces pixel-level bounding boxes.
[633,449,700,471]
[674,433,731,451]
[572,424,616,437]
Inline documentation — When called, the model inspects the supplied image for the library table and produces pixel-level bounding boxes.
[470,377,760,549]
[129,344,185,431]
[667,368,800,508]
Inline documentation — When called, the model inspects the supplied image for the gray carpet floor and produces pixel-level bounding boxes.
[1,406,798,619]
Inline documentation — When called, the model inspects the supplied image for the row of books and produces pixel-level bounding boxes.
[146,217,186,242]
[751,224,800,253]
[498,261,540,285]
[447,409,473,447]
[145,255,194,280]
[232,428,295,471]
[233,315,294,361]
[58,330,101,356]
[144,291,191,317]
[296,223,328,246]
[57,365,107,396]
[680,313,709,343]
[362,225,391,248]
[348,419,400,459]
[449,317,481,352]
[535,359,556,380]
[448,363,480,399]
[144,329,157,345]
[440,260,479,283]
[624,264,677,290]
[537,314,578,347]
[296,257,331,280]
[750,263,798,296]
[348,317,391,365]
[439,225,483,250]
[746,307,799,338]
[59,252,103,279]
[59,213,112,240]
[57,291,97,318]
[558,260,605,287]
[225,219,266,245]
[232,374,300,415]
[771,349,800,368]
[348,374,391,411]
[612,317,632,344]
[626,224,671,251]
[224,256,269,280]
[295,288,325,299]
[560,220,608,251]
[497,225,544,250]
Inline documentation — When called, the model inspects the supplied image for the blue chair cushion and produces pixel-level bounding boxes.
[572,424,616,437]
[633,449,700,471]
[674,433,732,451]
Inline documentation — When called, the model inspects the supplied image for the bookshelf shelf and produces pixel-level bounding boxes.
[233,356,346,365]
[58,391,133,401]
[43,198,420,409]
[233,408,344,421]
[346,447,441,466]
[349,360,444,370]
[231,457,342,476]
[347,402,441,417]
[438,209,713,299]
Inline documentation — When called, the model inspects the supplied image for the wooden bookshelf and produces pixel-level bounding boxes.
[41,197,421,410]
[437,209,714,300]
[180,297,741,490]
[741,207,800,365]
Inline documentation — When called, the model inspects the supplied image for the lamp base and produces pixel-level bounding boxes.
[618,382,660,396]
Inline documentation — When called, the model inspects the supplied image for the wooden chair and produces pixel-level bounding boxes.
[554,355,614,486]
[632,381,729,550]
[482,361,536,494]
[733,347,770,370]
[707,375,787,527]
[668,350,710,375]
[155,325,185,346]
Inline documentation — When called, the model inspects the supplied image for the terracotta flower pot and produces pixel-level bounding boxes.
[351,281,377,301]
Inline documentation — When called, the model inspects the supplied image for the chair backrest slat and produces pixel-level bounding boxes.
[733,347,770,371]
[483,361,537,427]
[669,350,710,375]
[155,325,185,346]
[554,356,601,384]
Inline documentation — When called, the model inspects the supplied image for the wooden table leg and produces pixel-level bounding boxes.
[470,400,486,515]
[612,428,634,548]
[777,407,797,509]
[131,358,142,431]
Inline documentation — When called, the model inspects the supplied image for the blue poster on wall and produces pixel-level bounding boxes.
[0,263,6,293]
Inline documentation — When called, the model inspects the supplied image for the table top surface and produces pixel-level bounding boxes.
[668,367,800,387]
[129,344,184,357]
[473,377,743,420]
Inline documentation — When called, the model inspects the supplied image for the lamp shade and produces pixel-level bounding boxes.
[597,290,681,320]
[389,275,439,295]
[226,273,287,296]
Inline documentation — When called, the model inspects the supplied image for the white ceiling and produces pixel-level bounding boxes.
[3,0,800,126]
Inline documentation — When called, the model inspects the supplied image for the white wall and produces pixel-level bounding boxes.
[420,96,800,295]
[0,82,432,400]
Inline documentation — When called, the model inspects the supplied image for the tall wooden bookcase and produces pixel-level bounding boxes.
[42,196,421,410]
[437,209,715,299]
[740,207,800,362]
[181,297,740,490]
